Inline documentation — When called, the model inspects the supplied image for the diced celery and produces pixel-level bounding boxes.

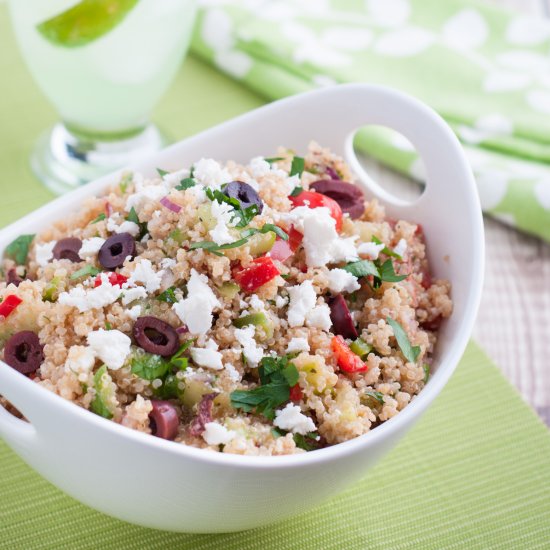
[247,231,276,256]
[217,282,240,300]
[90,365,115,419]
[233,312,274,339]
[350,338,372,359]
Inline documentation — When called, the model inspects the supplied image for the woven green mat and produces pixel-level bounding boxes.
[1,7,550,549]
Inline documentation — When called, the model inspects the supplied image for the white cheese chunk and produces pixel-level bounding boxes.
[65,345,95,378]
[172,269,220,335]
[79,237,106,260]
[209,199,236,245]
[125,178,169,213]
[190,347,223,370]
[356,241,385,260]
[286,337,310,354]
[120,286,147,306]
[234,325,263,367]
[202,422,236,446]
[224,362,241,382]
[287,280,317,327]
[58,274,121,312]
[87,329,131,371]
[274,403,316,435]
[35,241,56,267]
[128,259,163,293]
[327,268,361,294]
[393,238,408,258]
[126,305,142,320]
[193,158,231,189]
[306,304,332,331]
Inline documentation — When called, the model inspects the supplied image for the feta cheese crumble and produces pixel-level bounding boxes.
[209,199,236,245]
[356,241,385,260]
[274,403,316,435]
[58,273,121,312]
[172,269,220,335]
[79,237,106,260]
[106,215,140,237]
[35,241,56,267]
[393,238,408,258]
[125,176,169,213]
[285,206,358,267]
[287,280,316,327]
[128,259,163,293]
[306,304,332,331]
[202,422,236,445]
[234,325,263,367]
[286,337,310,354]
[190,340,224,370]
[327,268,360,294]
[65,345,95,379]
[193,158,231,189]
[87,329,131,370]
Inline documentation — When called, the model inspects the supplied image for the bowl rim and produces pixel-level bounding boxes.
[0,83,485,470]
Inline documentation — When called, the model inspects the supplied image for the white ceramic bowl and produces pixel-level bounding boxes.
[0,84,483,533]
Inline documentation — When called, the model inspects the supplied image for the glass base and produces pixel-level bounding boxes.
[31,123,168,195]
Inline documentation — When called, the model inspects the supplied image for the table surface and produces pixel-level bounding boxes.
[360,0,550,426]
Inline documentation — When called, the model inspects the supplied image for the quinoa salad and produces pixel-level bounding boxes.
[0,143,452,456]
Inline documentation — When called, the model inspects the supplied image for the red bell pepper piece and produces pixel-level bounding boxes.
[289,384,303,402]
[331,335,368,373]
[0,294,22,319]
[94,273,128,288]
[289,190,343,232]
[288,226,304,251]
[234,257,280,293]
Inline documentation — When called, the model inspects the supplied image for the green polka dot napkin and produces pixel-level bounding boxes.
[191,0,550,241]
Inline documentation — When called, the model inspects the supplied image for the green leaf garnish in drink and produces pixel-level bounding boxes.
[37,0,140,48]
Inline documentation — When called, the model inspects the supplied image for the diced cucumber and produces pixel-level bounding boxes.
[233,312,274,340]
[197,204,217,231]
[182,378,211,409]
[247,231,276,256]
[90,365,116,419]
[43,276,61,302]
[217,282,240,300]
[350,338,372,359]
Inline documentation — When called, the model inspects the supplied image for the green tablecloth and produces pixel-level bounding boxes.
[1,7,550,549]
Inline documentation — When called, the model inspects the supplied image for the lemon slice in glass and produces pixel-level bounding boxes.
[37,0,139,48]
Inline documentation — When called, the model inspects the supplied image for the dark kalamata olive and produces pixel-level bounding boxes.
[52,238,83,263]
[6,268,23,287]
[98,233,136,270]
[133,316,180,357]
[149,400,179,440]
[310,179,365,219]
[189,393,216,437]
[329,294,358,339]
[223,181,263,213]
[3,331,44,375]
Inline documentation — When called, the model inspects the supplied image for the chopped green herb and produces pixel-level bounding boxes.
[343,259,379,279]
[126,207,148,239]
[230,355,299,419]
[241,224,289,242]
[4,234,35,265]
[189,165,195,178]
[364,390,385,405]
[119,172,133,194]
[156,168,169,177]
[205,188,260,229]
[153,373,183,400]
[423,364,430,383]
[156,286,178,304]
[290,156,305,177]
[189,238,249,257]
[176,177,196,191]
[271,427,284,438]
[167,228,185,244]
[280,273,290,280]
[131,351,170,381]
[265,157,284,164]
[42,276,61,302]
[169,339,195,371]
[386,317,421,363]
[90,213,106,224]
[289,186,304,197]
[371,236,401,259]
[70,265,100,280]
[378,259,408,283]
[293,432,321,452]
[104,321,112,330]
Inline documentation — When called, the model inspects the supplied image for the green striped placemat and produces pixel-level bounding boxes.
[1,7,549,549]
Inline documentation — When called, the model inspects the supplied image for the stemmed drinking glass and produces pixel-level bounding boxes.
[8,0,197,194]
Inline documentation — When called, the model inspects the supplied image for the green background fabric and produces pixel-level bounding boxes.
[1,5,550,549]
[190,0,550,242]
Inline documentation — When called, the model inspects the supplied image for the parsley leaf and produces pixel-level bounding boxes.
[290,156,305,177]
[289,186,304,197]
[169,339,195,371]
[176,177,196,191]
[126,207,148,240]
[90,213,106,224]
[265,157,284,164]
[156,286,178,303]
[119,172,133,194]
[293,432,322,451]
[364,390,385,405]
[70,265,100,280]
[5,234,35,265]
[378,259,408,283]
[423,364,430,383]
[386,317,421,363]
[131,351,170,381]
[156,168,169,177]
[189,238,249,257]
[204,188,260,228]
[230,355,299,419]
[371,236,401,258]
[343,259,379,279]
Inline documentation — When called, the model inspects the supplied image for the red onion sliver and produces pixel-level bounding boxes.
[104,201,113,217]
[176,325,189,334]
[160,196,182,213]
[325,166,341,180]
